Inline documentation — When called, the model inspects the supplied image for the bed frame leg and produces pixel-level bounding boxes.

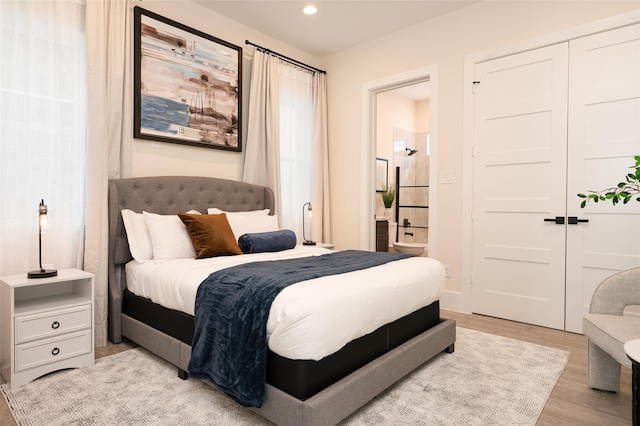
[178,368,189,380]
[444,343,455,354]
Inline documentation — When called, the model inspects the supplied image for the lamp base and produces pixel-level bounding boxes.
[27,269,58,279]
[303,241,316,246]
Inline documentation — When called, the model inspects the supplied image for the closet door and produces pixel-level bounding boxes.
[565,23,640,333]
[471,44,569,329]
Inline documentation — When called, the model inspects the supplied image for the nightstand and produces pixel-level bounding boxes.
[376,219,389,252]
[1,268,94,387]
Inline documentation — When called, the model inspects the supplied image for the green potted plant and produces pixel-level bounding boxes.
[578,156,640,207]
[381,184,396,210]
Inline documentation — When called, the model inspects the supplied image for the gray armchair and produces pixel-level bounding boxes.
[583,268,640,392]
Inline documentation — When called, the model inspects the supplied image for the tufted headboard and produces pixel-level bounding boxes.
[107,176,275,343]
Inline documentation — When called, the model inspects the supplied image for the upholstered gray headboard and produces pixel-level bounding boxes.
[107,176,275,343]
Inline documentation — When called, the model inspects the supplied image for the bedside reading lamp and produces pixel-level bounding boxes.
[27,199,57,278]
[302,202,316,246]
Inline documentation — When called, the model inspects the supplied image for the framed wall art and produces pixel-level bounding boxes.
[134,7,242,152]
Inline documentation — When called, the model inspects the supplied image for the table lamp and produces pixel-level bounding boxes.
[27,199,57,278]
[302,202,316,245]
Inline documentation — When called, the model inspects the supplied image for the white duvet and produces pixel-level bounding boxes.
[125,246,445,361]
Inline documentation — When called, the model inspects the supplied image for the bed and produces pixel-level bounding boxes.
[108,175,456,426]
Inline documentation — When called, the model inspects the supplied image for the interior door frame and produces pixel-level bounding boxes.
[361,65,439,258]
[461,10,640,314]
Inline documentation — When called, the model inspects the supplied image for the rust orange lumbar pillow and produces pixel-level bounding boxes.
[178,212,242,259]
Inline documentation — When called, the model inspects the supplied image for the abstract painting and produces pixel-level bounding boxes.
[134,7,242,151]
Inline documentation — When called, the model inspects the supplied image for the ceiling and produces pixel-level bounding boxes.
[194,1,478,57]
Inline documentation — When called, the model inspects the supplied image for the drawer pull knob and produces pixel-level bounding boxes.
[51,321,60,329]
[51,347,60,356]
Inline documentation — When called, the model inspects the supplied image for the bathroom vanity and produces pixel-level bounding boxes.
[376,219,389,252]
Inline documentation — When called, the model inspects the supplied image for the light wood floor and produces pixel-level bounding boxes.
[442,311,632,426]
[0,311,633,425]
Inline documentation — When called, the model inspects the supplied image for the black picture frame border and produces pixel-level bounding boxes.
[133,6,243,152]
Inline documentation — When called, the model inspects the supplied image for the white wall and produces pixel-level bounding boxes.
[128,0,322,180]
[415,99,430,133]
[322,1,640,296]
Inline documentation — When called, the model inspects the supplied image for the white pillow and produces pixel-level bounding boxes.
[207,207,270,216]
[143,211,199,262]
[121,209,153,263]
[224,214,279,240]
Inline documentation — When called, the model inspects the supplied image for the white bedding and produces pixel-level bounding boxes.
[125,246,445,361]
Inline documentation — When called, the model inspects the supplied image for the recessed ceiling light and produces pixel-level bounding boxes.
[302,5,317,15]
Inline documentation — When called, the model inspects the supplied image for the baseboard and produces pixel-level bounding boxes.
[440,290,468,313]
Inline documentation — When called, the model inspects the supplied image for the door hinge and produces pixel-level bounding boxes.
[472,80,480,94]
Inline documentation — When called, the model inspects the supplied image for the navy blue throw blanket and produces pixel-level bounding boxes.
[187,250,413,407]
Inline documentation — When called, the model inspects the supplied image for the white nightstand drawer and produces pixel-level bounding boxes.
[15,329,92,373]
[15,304,92,344]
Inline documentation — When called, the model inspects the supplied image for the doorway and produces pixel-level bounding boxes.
[376,84,431,251]
[361,66,439,258]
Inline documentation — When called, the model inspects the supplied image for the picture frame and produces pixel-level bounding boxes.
[134,7,242,152]
[376,158,388,192]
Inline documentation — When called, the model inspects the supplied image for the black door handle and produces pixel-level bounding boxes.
[568,216,589,225]
[544,216,565,224]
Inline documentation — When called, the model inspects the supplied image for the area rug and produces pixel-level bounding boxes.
[1,327,569,425]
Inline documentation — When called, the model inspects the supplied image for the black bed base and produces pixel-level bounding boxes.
[122,289,442,400]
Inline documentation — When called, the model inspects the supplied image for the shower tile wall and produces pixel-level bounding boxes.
[393,127,429,245]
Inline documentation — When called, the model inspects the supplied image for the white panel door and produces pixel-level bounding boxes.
[565,23,640,333]
[472,44,569,329]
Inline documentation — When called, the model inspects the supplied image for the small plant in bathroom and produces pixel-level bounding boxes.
[578,156,640,208]
[381,184,396,209]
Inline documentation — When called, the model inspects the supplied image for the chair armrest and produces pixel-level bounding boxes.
[589,268,640,315]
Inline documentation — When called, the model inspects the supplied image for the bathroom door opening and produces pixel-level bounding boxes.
[375,83,432,254]
[361,65,438,257]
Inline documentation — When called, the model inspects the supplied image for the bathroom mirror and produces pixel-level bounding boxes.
[376,158,388,192]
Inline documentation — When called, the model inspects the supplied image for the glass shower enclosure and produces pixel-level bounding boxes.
[393,127,429,245]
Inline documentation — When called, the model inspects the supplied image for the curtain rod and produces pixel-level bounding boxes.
[245,40,326,75]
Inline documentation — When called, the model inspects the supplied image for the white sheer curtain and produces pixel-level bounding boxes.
[278,62,314,241]
[85,0,130,346]
[0,1,87,276]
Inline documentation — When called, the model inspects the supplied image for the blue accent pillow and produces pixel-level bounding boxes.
[237,229,297,254]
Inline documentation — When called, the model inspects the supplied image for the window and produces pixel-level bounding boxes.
[0,1,87,275]
[278,62,314,240]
